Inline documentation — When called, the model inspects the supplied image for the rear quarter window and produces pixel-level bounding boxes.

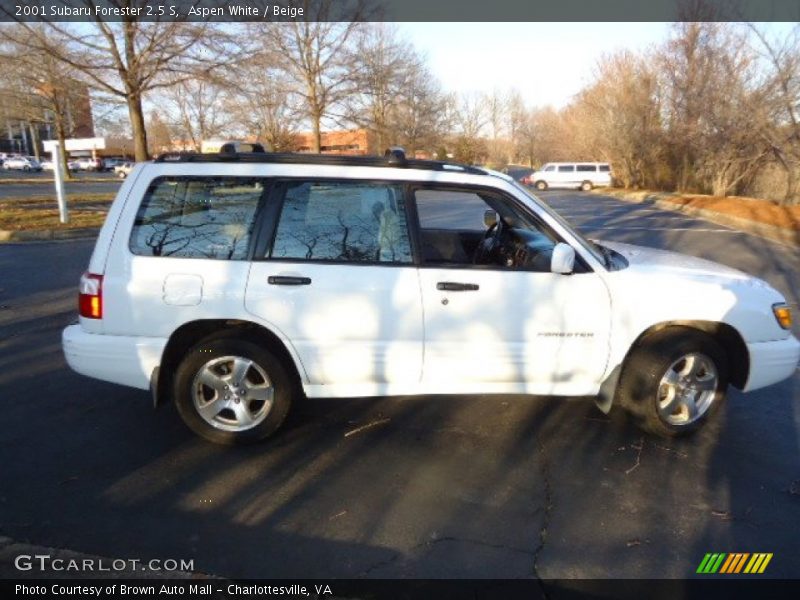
[130,177,264,259]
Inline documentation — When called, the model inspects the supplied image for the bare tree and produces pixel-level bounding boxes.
[568,50,664,188]
[452,92,489,164]
[0,34,87,177]
[506,89,528,164]
[484,89,510,167]
[749,24,800,204]
[659,22,768,196]
[345,24,422,152]
[2,7,243,161]
[228,57,301,152]
[264,3,363,153]
[391,63,451,157]
[164,77,232,152]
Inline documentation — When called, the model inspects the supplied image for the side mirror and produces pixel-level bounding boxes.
[551,243,575,274]
[483,209,497,228]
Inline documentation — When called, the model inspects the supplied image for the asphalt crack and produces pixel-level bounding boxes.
[532,439,553,599]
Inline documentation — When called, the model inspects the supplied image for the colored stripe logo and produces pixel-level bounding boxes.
[696,553,773,574]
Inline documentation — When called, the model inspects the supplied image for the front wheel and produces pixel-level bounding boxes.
[616,328,729,437]
[535,180,548,191]
[173,337,293,444]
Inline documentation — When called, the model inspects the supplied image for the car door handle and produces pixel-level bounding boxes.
[436,282,479,291]
[268,276,312,286]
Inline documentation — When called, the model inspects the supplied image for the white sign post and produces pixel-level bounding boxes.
[43,137,107,225]
[51,144,68,224]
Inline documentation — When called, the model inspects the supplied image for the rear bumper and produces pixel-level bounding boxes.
[743,335,800,392]
[62,324,167,391]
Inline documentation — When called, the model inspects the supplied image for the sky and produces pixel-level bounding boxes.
[397,22,793,109]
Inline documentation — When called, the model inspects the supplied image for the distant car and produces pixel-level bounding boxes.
[74,157,105,171]
[103,158,127,171]
[3,156,42,172]
[114,161,134,178]
[42,159,82,172]
[504,167,535,185]
[530,162,612,191]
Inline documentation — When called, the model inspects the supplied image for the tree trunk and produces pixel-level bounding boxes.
[311,109,322,154]
[53,111,73,181]
[127,92,149,162]
[28,123,40,161]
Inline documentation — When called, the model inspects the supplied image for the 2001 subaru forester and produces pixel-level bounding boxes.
[62,149,800,444]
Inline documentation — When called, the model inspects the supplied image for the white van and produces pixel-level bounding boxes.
[530,162,612,191]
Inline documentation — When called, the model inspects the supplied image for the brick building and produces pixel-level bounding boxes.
[0,82,94,156]
[293,129,376,155]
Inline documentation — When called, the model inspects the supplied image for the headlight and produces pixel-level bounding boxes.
[772,303,792,329]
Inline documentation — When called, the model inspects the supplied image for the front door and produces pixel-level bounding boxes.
[412,186,611,394]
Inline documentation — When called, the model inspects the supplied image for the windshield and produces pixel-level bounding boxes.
[509,180,607,267]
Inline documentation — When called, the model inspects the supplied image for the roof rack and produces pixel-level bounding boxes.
[153,148,487,175]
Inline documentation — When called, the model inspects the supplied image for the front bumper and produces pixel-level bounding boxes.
[62,324,167,391]
[743,335,800,392]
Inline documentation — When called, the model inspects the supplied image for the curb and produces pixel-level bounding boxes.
[0,227,99,243]
[595,189,800,248]
[0,178,112,185]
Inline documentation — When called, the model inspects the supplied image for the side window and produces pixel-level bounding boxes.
[270,181,412,264]
[544,165,556,172]
[558,165,575,173]
[576,164,596,172]
[414,188,558,271]
[130,177,263,259]
[416,189,489,232]
[599,164,611,172]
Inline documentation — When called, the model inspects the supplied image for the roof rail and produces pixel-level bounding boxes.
[153,150,487,175]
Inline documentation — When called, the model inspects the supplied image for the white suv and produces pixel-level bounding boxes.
[531,162,612,191]
[62,150,799,444]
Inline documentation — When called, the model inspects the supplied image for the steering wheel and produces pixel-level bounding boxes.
[473,217,505,264]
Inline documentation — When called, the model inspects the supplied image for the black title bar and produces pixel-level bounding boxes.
[0,0,799,23]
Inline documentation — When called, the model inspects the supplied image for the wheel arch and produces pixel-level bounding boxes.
[154,319,306,407]
[624,321,749,389]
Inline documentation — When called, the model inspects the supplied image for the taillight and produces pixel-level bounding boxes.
[79,272,103,319]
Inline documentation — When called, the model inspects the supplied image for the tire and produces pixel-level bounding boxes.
[615,327,729,438]
[173,337,294,444]
[535,180,548,191]
[580,181,592,192]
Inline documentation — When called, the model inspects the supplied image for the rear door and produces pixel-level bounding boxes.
[244,179,424,389]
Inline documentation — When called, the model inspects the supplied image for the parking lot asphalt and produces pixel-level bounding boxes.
[0,190,798,581]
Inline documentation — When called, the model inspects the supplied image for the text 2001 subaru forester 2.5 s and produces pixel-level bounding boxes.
[62,150,800,444]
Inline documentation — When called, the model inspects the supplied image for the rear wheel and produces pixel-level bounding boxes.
[174,337,293,444]
[616,328,729,437]
[580,181,592,192]
[535,180,548,191]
